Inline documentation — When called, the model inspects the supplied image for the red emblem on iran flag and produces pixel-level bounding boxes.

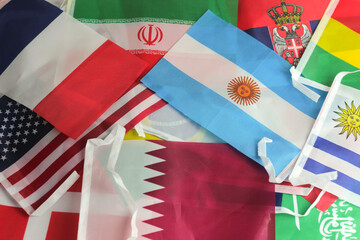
[138,24,163,46]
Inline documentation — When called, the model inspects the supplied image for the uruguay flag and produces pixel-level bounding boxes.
[0,0,148,139]
[141,10,326,179]
[291,70,360,207]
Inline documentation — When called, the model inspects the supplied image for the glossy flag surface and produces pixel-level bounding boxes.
[238,0,329,66]
[294,0,360,91]
[72,0,238,142]
[0,84,165,215]
[0,178,81,240]
[80,136,275,240]
[0,0,148,139]
[291,71,360,207]
[141,10,325,179]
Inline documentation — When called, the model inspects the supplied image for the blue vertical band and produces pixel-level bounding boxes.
[0,0,61,74]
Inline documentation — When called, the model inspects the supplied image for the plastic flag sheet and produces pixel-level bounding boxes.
[2,0,360,239]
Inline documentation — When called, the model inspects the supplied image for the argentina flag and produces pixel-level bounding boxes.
[141,10,326,179]
[291,70,360,207]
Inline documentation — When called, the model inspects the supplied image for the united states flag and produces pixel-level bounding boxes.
[0,83,166,215]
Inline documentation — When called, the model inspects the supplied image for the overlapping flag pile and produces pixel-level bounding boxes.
[1,0,360,239]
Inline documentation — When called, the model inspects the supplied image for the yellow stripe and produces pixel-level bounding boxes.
[318,18,360,69]
[124,129,162,140]
[66,0,73,14]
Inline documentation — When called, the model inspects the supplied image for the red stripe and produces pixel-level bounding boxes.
[303,187,338,212]
[7,133,68,184]
[332,0,360,34]
[19,89,155,199]
[34,40,148,139]
[124,100,167,131]
[30,161,83,210]
[237,0,329,30]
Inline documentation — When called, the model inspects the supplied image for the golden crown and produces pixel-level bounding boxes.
[267,0,303,25]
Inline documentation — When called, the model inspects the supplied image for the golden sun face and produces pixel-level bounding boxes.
[333,101,360,141]
[227,76,260,106]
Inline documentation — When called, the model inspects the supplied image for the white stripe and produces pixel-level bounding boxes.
[164,34,314,149]
[116,94,162,126]
[298,75,330,92]
[17,91,158,204]
[3,84,154,206]
[275,184,312,196]
[23,212,52,240]
[0,129,60,179]
[86,22,190,53]
[23,191,81,240]
[309,148,360,182]
[31,171,79,216]
[20,151,83,205]
[0,185,18,206]
[1,84,146,186]
[0,0,10,9]
[0,12,106,109]
[300,169,360,207]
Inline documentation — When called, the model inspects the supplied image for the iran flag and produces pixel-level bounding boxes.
[0,0,148,139]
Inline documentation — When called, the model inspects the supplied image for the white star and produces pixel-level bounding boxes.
[13,109,19,114]
[1,155,6,161]
[5,140,10,146]
[42,120,47,125]
[32,129,38,135]
[7,102,13,107]
[22,138,28,144]
[36,115,40,118]
[3,148,8,153]
[34,121,39,127]
[13,139,19,145]
[11,147,17,153]
[26,122,31,128]
[0,133,3,138]
[15,132,21,137]
[24,130,29,136]
[7,133,12,138]
[20,116,25,121]
[1,125,6,130]
[22,108,27,113]
[9,125,14,130]
[0,110,2,114]
[5,109,10,115]
[18,123,23,129]
[28,115,33,120]
[15,102,20,107]
[11,117,16,122]
[0,140,2,144]
[3,117,8,123]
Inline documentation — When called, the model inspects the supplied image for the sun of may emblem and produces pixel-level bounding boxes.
[227,76,261,106]
[333,101,360,141]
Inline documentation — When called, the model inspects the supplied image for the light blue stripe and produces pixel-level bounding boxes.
[186,10,325,119]
[142,58,300,176]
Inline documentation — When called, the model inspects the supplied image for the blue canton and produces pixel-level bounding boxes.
[0,96,53,172]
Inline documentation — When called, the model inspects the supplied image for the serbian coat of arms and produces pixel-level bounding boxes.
[268,0,312,66]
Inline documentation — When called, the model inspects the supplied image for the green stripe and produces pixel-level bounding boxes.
[302,45,358,87]
[73,0,238,26]
[341,71,360,90]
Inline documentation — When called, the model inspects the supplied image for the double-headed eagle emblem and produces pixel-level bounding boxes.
[268,0,312,66]
[272,24,311,65]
